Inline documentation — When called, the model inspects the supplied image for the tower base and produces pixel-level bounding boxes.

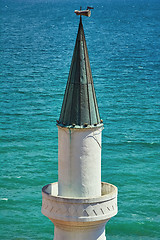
[53,220,107,240]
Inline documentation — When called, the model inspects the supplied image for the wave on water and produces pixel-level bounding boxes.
[2,176,22,179]
[0,198,8,201]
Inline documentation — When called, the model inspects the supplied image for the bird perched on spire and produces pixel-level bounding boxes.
[74,6,94,17]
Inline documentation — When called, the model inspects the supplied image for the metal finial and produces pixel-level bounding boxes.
[80,15,82,24]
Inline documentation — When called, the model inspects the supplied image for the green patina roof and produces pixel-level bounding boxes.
[58,17,101,128]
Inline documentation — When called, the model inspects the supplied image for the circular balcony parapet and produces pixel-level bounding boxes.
[42,182,118,223]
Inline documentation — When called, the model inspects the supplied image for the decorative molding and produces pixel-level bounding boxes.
[42,182,117,223]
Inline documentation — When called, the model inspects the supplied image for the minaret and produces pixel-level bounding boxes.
[42,14,118,240]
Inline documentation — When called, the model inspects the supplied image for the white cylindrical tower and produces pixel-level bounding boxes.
[42,15,118,240]
[58,126,102,198]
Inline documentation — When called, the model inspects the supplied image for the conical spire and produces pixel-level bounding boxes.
[58,17,101,128]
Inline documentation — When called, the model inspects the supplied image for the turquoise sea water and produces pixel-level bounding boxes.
[0,0,160,239]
